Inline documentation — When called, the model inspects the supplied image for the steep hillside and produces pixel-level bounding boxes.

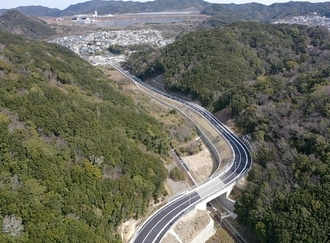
[127,22,330,242]
[0,31,168,242]
[128,22,330,107]
[0,10,56,39]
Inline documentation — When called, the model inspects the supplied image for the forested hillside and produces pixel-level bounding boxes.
[127,23,330,242]
[0,31,168,242]
[0,10,56,39]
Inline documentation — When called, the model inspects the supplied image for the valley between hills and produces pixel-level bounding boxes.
[1,1,330,242]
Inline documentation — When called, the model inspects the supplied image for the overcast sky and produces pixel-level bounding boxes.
[0,0,327,10]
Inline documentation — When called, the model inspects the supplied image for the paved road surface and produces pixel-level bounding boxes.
[111,63,252,243]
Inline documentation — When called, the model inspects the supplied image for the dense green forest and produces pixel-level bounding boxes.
[127,23,330,242]
[128,22,330,108]
[0,30,169,242]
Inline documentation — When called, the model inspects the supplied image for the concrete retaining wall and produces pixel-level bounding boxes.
[196,126,221,167]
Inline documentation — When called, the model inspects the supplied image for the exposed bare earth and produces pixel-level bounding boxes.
[44,13,209,39]
[206,227,235,243]
[119,219,139,243]
[174,210,211,242]
[162,210,212,243]
[181,144,215,183]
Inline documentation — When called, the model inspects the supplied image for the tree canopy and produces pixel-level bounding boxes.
[127,22,330,242]
[0,30,169,242]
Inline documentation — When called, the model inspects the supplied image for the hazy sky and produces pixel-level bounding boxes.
[0,0,327,10]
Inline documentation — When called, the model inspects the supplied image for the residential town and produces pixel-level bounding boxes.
[50,15,330,66]
[49,29,174,64]
[273,15,330,31]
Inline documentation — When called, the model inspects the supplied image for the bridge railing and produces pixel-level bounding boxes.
[113,64,252,243]
[114,63,243,197]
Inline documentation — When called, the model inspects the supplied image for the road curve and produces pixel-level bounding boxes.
[111,63,252,243]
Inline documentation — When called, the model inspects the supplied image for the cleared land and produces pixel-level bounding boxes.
[43,12,209,39]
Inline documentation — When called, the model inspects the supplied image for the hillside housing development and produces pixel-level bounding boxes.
[50,29,173,57]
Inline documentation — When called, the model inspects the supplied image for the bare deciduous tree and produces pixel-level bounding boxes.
[103,165,122,179]
[89,155,104,166]
[2,214,24,237]
[9,174,21,191]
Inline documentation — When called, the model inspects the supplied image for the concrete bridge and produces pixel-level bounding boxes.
[111,63,252,243]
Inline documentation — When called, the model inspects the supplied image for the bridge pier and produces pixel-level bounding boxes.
[195,181,236,213]
[195,201,207,211]
[218,183,236,212]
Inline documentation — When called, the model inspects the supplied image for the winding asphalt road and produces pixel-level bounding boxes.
[111,63,252,243]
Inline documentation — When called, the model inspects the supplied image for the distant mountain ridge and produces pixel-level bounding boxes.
[0,0,210,17]
[61,0,209,16]
[0,6,61,17]
[202,1,330,25]
[1,0,330,24]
